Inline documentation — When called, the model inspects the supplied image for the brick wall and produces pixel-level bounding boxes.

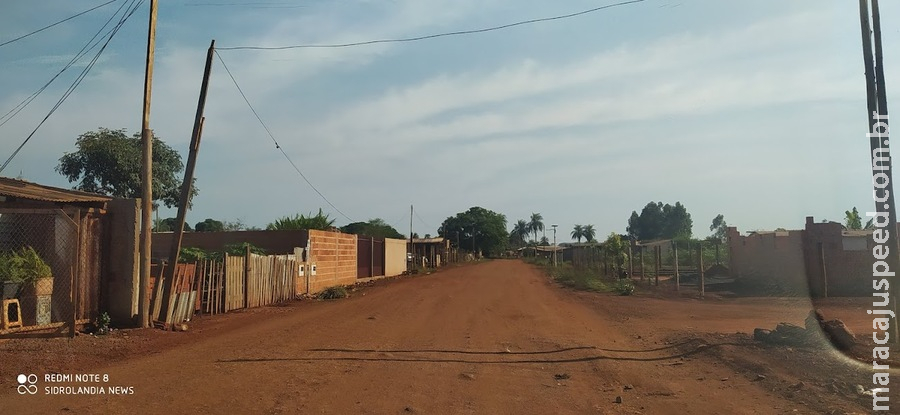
[305,230,357,293]
[152,229,310,258]
[727,226,809,294]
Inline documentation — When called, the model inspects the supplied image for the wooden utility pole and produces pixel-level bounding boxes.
[160,40,215,328]
[138,0,158,328]
[409,205,414,265]
[673,241,680,292]
[860,0,899,343]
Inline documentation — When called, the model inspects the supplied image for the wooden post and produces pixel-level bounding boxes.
[370,237,375,278]
[698,243,705,298]
[244,243,251,308]
[628,245,633,279]
[138,0,159,329]
[654,245,660,286]
[160,40,215,329]
[673,241,680,292]
[818,242,828,298]
[639,246,644,281]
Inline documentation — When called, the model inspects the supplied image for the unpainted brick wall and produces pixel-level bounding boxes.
[305,230,358,293]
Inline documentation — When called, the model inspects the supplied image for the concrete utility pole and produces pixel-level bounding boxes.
[138,0,158,328]
[409,205,414,265]
[860,0,898,343]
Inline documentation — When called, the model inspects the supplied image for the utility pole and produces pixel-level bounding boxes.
[161,39,215,329]
[551,224,558,267]
[860,0,898,344]
[409,205,414,266]
[138,0,158,328]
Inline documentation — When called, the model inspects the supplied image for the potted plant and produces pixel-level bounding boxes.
[0,250,26,299]
[19,246,53,297]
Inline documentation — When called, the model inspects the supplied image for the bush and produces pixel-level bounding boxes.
[317,286,348,300]
[614,279,635,296]
[179,247,208,263]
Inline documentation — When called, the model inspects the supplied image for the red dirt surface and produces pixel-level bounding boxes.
[0,260,890,414]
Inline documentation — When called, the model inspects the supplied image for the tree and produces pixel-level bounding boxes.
[154,217,192,232]
[222,218,260,231]
[509,219,529,247]
[844,207,863,230]
[195,218,224,232]
[56,128,197,209]
[266,208,335,230]
[571,224,584,243]
[603,232,629,273]
[708,214,727,242]
[626,201,693,241]
[539,236,550,246]
[529,212,544,243]
[583,224,597,242]
[437,206,508,256]
[341,218,405,239]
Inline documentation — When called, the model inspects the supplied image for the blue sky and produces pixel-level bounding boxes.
[0,0,898,241]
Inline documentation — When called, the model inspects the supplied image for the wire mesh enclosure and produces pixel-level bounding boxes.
[0,208,100,337]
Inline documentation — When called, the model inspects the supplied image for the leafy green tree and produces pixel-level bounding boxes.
[509,219,529,247]
[539,236,550,246]
[844,207,862,230]
[529,212,544,243]
[267,208,335,230]
[340,218,404,239]
[583,224,596,242]
[708,214,727,242]
[571,224,584,243]
[438,206,508,256]
[56,128,197,209]
[626,201,692,240]
[154,217,192,232]
[195,218,224,232]
[603,232,629,273]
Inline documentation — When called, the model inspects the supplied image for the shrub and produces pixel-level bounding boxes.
[317,286,348,300]
[614,279,635,296]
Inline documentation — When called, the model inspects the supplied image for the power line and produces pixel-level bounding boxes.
[0,0,118,48]
[214,49,354,222]
[0,0,132,127]
[0,0,143,174]
[217,0,645,51]
[414,210,432,230]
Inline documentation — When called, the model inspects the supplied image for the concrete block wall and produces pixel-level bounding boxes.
[104,198,140,326]
[384,237,408,277]
[727,226,808,294]
[305,230,357,293]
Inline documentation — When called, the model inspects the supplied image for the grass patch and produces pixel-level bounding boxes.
[317,286,348,300]
[548,264,611,292]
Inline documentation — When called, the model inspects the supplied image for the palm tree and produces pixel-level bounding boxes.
[510,220,529,247]
[529,213,544,243]
[583,224,596,242]
[571,224,584,243]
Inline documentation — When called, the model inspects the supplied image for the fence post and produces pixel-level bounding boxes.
[654,245,660,286]
[818,242,828,298]
[639,246,644,281]
[673,241,680,292]
[628,245,633,279]
[698,243,704,299]
[244,244,251,308]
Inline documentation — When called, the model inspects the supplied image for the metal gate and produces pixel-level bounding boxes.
[357,237,386,278]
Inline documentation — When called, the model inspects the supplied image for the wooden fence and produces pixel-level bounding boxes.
[197,253,299,315]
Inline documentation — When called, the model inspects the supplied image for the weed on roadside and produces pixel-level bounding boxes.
[317,286,349,300]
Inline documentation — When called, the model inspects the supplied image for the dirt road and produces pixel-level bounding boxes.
[0,260,864,414]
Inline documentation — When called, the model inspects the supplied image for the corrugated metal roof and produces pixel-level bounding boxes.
[0,177,112,203]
